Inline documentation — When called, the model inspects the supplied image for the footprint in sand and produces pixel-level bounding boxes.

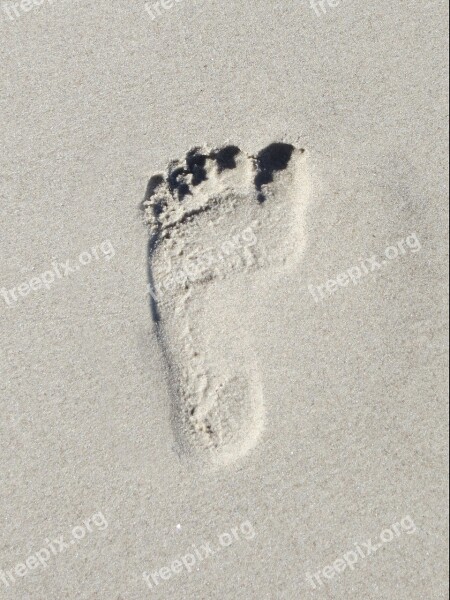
[142,143,311,466]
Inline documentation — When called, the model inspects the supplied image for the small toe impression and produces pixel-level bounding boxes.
[168,162,191,201]
[142,174,165,212]
[141,173,169,224]
[212,145,241,172]
[186,149,209,186]
[255,143,295,202]
[146,174,165,198]
[166,149,210,200]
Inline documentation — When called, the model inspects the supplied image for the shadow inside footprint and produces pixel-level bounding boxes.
[143,174,166,216]
[255,143,295,202]
[168,165,191,201]
[212,145,240,172]
[186,149,208,186]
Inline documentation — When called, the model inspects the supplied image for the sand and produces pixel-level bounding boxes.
[0,0,448,599]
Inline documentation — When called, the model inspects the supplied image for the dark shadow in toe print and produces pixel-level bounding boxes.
[168,164,191,201]
[212,145,240,172]
[141,174,166,216]
[145,175,166,217]
[146,174,164,196]
[186,149,208,186]
[255,143,296,202]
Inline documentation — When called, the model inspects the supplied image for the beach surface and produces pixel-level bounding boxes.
[0,0,448,598]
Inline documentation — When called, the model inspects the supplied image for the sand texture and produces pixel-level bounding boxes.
[0,0,448,599]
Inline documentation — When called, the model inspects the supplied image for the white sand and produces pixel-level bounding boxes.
[0,0,448,599]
